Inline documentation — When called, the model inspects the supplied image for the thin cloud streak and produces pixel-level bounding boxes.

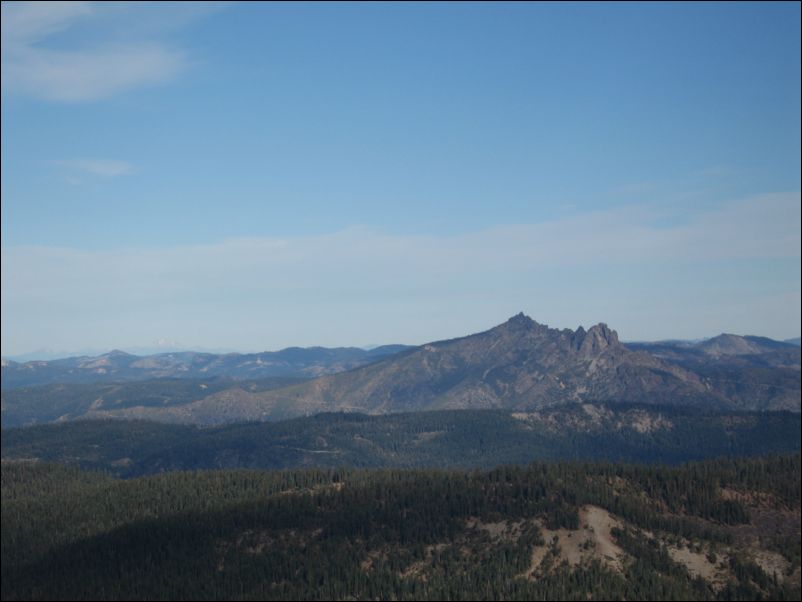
[2,192,799,354]
[3,193,799,296]
[4,192,798,298]
[52,159,135,177]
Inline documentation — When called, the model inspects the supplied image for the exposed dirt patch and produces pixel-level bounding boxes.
[520,505,626,579]
[582,505,626,571]
[621,409,673,433]
[398,543,449,579]
[581,403,614,424]
[720,487,785,509]
[667,543,728,590]
[361,548,388,572]
[465,517,526,542]
[414,431,444,444]
[752,549,791,581]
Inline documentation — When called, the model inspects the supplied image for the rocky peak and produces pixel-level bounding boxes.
[503,312,542,332]
[571,326,587,351]
[578,323,620,355]
[507,312,532,325]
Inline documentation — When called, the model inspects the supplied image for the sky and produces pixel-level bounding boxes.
[1,1,800,356]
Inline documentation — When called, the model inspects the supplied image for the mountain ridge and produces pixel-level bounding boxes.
[169,314,732,423]
[0,344,416,389]
[3,314,799,425]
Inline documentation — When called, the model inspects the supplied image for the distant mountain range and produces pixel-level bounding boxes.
[0,344,413,389]
[3,313,798,427]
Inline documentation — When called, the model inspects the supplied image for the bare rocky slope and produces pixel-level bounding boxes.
[272,314,728,417]
[154,314,732,423]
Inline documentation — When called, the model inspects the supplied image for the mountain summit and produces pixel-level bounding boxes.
[242,314,722,421]
[4,314,798,426]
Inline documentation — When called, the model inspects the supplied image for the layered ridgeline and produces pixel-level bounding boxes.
[2,456,800,601]
[2,314,799,426]
[628,334,801,412]
[0,344,413,389]
[87,314,794,424]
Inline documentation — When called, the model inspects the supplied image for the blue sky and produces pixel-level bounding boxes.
[1,1,800,356]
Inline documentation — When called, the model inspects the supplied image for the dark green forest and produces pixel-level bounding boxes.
[2,455,800,601]
[3,404,800,477]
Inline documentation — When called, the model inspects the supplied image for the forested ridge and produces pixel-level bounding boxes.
[3,404,799,477]
[2,455,800,601]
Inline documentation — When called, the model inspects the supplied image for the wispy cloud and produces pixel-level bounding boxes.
[698,166,734,179]
[2,192,799,353]
[52,159,135,178]
[1,1,91,45]
[6,44,184,102]
[0,1,205,102]
[3,192,799,297]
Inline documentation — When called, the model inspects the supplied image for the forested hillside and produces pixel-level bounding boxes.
[2,456,800,601]
[0,376,307,428]
[3,404,799,476]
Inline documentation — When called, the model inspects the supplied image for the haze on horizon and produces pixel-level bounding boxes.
[1,2,800,357]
